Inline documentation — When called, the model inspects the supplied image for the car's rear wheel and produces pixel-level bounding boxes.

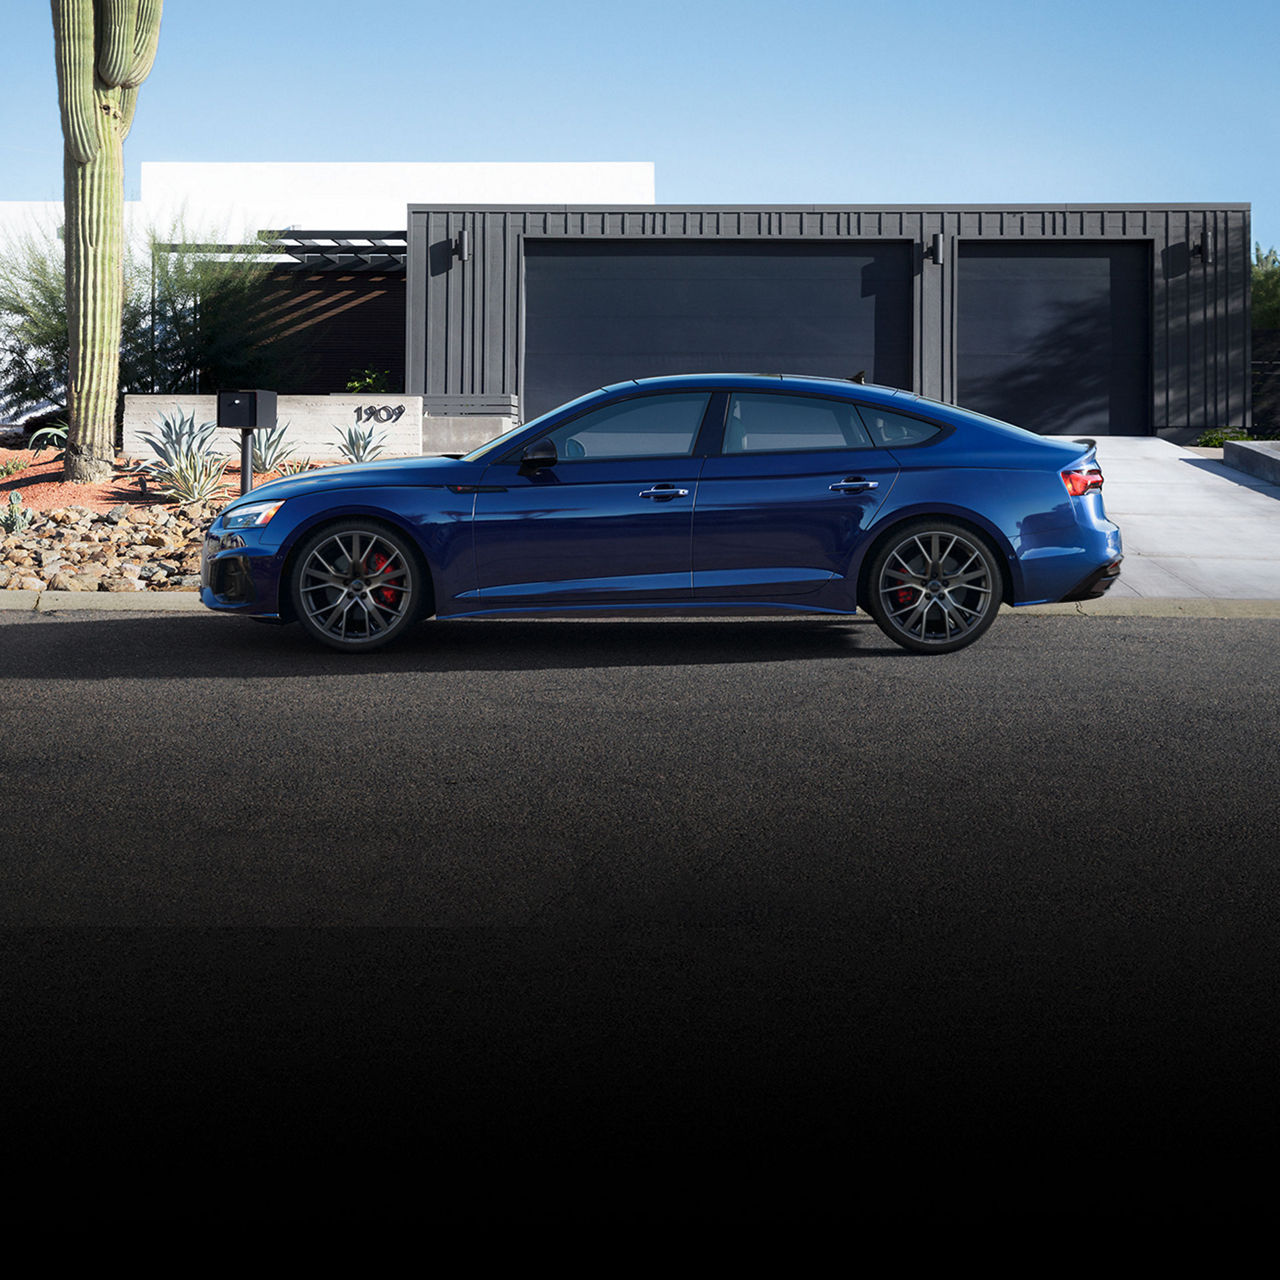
[866,520,1002,654]
[290,520,423,652]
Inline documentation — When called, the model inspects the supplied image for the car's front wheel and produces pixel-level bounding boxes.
[865,520,1002,654]
[290,520,424,652]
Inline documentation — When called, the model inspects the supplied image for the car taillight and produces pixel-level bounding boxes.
[1061,466,1104,497]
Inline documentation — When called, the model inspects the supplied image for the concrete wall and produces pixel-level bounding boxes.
[124,394,513,461]
[124,395,424,461]
[421,415,515,455]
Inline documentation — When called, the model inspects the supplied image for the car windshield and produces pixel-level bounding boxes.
[461,388,611,462]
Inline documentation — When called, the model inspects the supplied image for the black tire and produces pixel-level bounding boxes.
[289,519,424,652]
[865,520,1003,654]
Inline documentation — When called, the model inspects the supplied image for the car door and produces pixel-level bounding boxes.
[470,391,711,607]
[692,391,898,600]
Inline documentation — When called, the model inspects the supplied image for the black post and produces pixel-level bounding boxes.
[216,390,278,499]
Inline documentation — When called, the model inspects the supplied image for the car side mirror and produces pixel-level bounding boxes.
[520,439,558,470]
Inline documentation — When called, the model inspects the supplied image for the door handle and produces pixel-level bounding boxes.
[639,485,690,501]
[829,478,879,492]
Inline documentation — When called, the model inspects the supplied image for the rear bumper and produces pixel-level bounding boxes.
[1060,556,1123,601]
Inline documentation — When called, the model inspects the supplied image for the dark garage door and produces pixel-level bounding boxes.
[958,242,1151,435]
[522,240,913,421]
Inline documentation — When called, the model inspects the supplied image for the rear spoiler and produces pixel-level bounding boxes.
[1071,437,1099,466]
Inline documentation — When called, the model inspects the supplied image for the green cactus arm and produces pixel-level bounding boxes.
[123,0,163,87]
[119,84,139,137]
[50,0,99,164]
[96,0,139,86]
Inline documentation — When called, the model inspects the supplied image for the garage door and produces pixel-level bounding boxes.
[522,240,913,421]
[958,242,1151,435]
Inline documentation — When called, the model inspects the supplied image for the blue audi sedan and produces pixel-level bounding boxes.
[201,375,1122,654]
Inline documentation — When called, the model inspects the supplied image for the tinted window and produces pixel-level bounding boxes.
[540,393,709,460]
[854,406,942,448]
[722,393,871,453]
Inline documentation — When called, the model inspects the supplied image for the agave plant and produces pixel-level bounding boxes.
[275,456,314,476]
[141,452,231,503]
[251,422,295,475]
[28,422,69,462]
[136,408,221,465]
[331,422,386,465]
[132,408,230,503]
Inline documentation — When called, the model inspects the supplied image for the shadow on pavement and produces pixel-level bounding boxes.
[0,612,906,680]
[1179,455,1280,495]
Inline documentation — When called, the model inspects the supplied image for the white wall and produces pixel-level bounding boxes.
[0,159,657,242]
[140,161,656,235]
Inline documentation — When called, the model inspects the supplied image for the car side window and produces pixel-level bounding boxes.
[722,393,872,453]
[854,406,942,447]
[540,393,710,460]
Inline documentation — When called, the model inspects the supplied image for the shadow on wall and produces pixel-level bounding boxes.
[960,301,1147,436]
[1253,329,1280,434]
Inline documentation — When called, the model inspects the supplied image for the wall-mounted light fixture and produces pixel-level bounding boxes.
[1191,228,1215,265]
[453,229,470,262]
[926,232,945,265]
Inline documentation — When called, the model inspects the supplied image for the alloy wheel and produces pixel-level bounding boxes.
[294,525,417,650]
[870,523,1000,653]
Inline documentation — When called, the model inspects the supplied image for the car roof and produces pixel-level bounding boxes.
[599,372,909,407]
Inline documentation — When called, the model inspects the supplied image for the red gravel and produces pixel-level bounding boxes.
[0,447,246,514]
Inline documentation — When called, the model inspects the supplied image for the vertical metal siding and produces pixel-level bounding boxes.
[405,204,1250,433]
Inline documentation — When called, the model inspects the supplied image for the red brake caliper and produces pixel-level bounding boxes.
[367,551,398,606]
[895,560,915,608]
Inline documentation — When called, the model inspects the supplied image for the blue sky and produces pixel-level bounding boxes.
[3,0,1274,251]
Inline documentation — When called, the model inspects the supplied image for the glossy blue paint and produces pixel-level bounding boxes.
[201,374,1123,650]
[472,456,702,605]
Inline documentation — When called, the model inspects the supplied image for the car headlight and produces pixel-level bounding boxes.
[222,499,285,530]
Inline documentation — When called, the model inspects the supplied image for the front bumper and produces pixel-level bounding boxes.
[200,530,281,614]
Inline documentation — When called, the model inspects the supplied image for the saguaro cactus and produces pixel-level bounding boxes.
[51,1,163,482]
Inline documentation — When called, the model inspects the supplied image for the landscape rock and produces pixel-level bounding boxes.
[1,501,214,594]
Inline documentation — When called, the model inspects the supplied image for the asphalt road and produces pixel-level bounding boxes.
[2,610,1278,1221]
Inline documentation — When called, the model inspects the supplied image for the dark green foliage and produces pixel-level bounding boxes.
[0,224,306,419]
[0,230,66,417]
[1194,427,1251,446]
[346,368,393,393]
[147,231,307,394]
[1254,245,1280,330]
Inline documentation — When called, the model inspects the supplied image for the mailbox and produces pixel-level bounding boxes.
[218,390,279,495]
[217,390,278,431]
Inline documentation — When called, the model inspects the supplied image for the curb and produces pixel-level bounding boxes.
[3,591,1280,619]
[0,590,206,613]
[1002,598,1280,619]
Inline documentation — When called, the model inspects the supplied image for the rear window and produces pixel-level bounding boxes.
[723,393,872,453]
[854,406,943,448]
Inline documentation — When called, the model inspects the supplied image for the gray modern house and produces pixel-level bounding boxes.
[405,203,1251,439]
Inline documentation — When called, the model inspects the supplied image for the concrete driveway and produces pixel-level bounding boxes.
[1071,437,1280,599]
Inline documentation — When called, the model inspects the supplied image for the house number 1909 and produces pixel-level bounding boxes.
[353,405,406,424]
